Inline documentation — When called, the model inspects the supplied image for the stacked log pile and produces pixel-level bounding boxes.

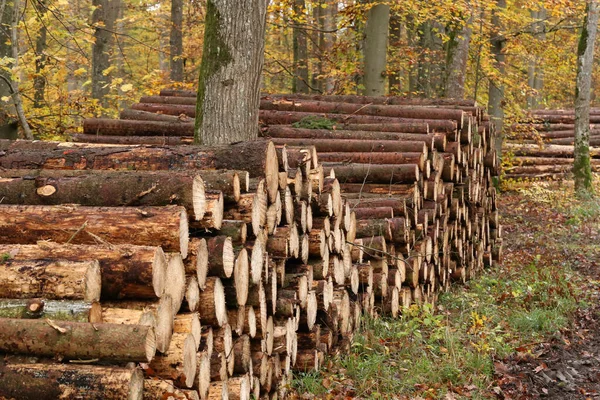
[0,91,501,399]
[506,109,600,179]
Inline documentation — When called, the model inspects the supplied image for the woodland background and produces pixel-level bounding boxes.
[0,0,589,138]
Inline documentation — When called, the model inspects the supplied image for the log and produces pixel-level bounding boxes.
[120,109,191,122]
[0,363,144,400]
[317,152,425,169]
[0,169,207,221]
[149,333,197,388]
[205,236,235,278]
[0,318,156,362]
[0,204,189,258]
[263,93,477,107]
[0,243,167,299]
[83,118,195,136]
[269,137,427,154]
[186,238,208,289]
[0,259,101,302]
[144,379,201,400]
[353,207,394,219]
[71,134,194,146]
[199,277,228,327]
[0,139,279,204]
[140,95,197,105]
[323,163,419,184]
[259,110,457,132]
[259,100,466,126]
[0,298,101,322]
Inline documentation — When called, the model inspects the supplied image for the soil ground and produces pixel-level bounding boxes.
[493,189,600,400]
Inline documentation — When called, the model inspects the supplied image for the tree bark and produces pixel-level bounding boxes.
[83,118,194,136]
[170,0,184,81]
[444,3,473,99]
[0,204,189,257]
[0,298,101,322]
[0,259,101,301]
[0,243,167,300]
[573,0,599,195]
[292,0,309,93]
[0,318,156,362]
[0,363,144,400]
[33,0,48,108]
[194,0,268,145]
[363,3,390,96]
[488,0,506,162]
[91,0,118,108]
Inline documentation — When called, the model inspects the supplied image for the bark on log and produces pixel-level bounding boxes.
[262,93,477,107]
[0,318,156,362]
[0,204,189,258]
[0,259,101,301]
[0,363,144,400]
[317,152,425,169]
[323,163,419,184]
[269,137,427,154]
[0,243,167,299]
[71,134,194,146]
[120,109,192,122]
[83,118,195,136]
[0,139,279,203]
[0,298,101,322]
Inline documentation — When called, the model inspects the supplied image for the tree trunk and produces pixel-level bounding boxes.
[0,243,167,300]
[573,0,599,195]
[444,4,473,99]
[0,259,101,301]
[526,8,546,109]
[0,318,156,362]
[170,0,184,81]
[91,0,117,108]
[292,0,309,93]
[0,204,189,257]
[0,299,101,322]
[363,3,390,96]
[0,363,144,400]
[33,0,48,108]
[0,0,15,126]
[488,0,506,162]
[194,0,268,145]
[388,11,402,94]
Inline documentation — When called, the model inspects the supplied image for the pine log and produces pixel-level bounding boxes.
[71,134,194,146]
[143,379,201,400]
[0,204,189,258]
[199,277,228,327]
[186,238,208,289]
[262,93,477,107]
[83,118,195,136]
[323,163,419,184]
[259,110,457,132]
[0,169,207,220]
[262,125,434,142]
[269,137,427,154]
[0,298,101,322]
[0,363,144,400]
[0,259,101,301]
[141,95,197,105]
[149,333,197,388]
[119,109,191,122]
[0,243,167,299]
[0,139,279,203]
[317,151,426,169]
[0,318,156,362]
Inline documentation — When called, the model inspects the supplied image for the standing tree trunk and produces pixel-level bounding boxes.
[0,0,15,127]
[363,3,390,96]
[170,0,184,82]
[526,7,546,109]
[292,0,309,93]
[33,0,48,108]
[573,0,599,195]
[444,4,473,99]
[194,0,268,145]
[388,11,402,95]
[488,0,506,162]
[321,0,337,93]
[91,0,117,109]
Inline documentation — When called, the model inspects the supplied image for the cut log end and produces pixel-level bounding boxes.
[152,247,168,297]
[179,208,189,259]
[85,260,102,302]
[193,175,207,221]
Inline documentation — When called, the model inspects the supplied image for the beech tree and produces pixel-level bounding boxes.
[573,0,599,196]
[194,0,269,145]
[170,0,183,81]
[91,0,118,108]
[488,0,506,162]
[363,2,390,96]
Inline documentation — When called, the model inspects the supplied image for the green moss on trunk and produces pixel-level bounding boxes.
[574,145,594,197]
[194,0,233,144]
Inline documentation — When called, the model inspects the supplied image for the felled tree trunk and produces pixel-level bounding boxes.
[0,363,144,400]
[0,299,101,322]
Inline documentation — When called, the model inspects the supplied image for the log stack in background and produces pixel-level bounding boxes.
[0,90,502,399]
[506,109,600,179]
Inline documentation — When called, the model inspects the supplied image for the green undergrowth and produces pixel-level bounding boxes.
[292,180,600,399]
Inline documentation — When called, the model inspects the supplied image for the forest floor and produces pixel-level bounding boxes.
[290,178,600,399]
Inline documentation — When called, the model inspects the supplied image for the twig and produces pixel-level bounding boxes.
[46,318,67,333]
[65,220,87,244]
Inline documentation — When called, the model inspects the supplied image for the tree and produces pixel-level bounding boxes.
[0,0,14,125]
[170,0,183,81]
[33,0,48,108]
[444,2,473,99]
[488,0,506,162]
[363,2,390,96]
[573,0,599,196]
[194,0,269,145]
[292,0,309,93]
[91,0,118,108]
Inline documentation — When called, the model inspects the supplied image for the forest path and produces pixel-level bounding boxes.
[494,186,600,399]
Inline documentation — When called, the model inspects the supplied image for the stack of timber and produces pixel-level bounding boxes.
[506,109,600,179]
[0,89,501,399]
